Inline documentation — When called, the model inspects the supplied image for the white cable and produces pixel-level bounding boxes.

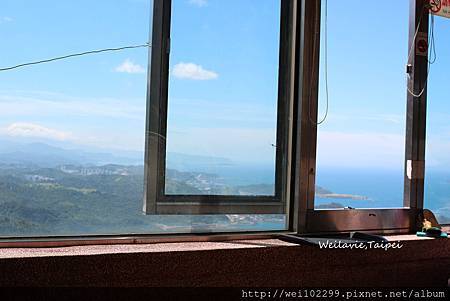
[406,10,436,98]
[309,0,329,126]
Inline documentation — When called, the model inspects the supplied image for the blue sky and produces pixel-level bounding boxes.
[316,0,410,171]
[316,0,450,171]
[425,14,450,171]
[0,0,150,153]
[166,0,280,165]
[0,0,449,170]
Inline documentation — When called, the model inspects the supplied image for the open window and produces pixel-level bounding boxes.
[293,0,432,234]
[143,0,297,215]
[424,3,450,226]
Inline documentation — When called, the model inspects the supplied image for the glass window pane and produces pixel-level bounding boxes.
[165,0,281,197]
[425,15,450,225]
[0,0,286,237]
[315,0,409,209]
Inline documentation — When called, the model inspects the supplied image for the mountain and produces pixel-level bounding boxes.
[315,202,345,209]
[0,164,284,236]
[0,160,382,236]
[0,141,234,170]
[0,142,142,167]
[166,152,234,172]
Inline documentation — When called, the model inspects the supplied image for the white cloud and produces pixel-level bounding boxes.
[0,17,13,24]
[0,92,144,120]
[188,0,208,7]
[172,62,218,80]
[425,135,450,169]
[316,131,405,169]
[115,59,146,74]
[340,114,403,125]
[168,97,276,129]
[166,127,276,164]
[0,91,146,151]
[3,123,72,141]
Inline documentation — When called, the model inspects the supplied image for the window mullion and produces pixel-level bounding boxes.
[403,0,429,214]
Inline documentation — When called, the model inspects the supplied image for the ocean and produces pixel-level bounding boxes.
[316,167,450,224]
[204,165,450,224]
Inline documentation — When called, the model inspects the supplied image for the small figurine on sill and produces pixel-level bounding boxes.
[417,218,448,238]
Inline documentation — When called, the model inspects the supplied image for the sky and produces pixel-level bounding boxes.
[0,0,150,153]
[0,0,449,170]
[166,0,280,165]
[315,0,450,171]
[425,14,450,171]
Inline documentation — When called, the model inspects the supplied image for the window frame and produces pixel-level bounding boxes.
[0,0,434,245]
[143,0,298,215]
[292,0,429,234]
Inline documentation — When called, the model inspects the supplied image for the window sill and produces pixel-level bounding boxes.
[0,238,294,259]
[0,231,449,287]
[0,230,448,259]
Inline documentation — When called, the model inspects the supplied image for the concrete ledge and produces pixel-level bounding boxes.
[0,235,449,287]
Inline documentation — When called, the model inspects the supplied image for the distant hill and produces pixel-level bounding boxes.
[0,141,235,171]
[315,202,345,209]
[316,186,333,195]
[0,142,141,167]
[0,164,284,236]
[0,161,380,236]
[166,152,234,172]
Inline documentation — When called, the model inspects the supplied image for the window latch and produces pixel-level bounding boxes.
[406,64,413,74]
[407,160,425,180]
